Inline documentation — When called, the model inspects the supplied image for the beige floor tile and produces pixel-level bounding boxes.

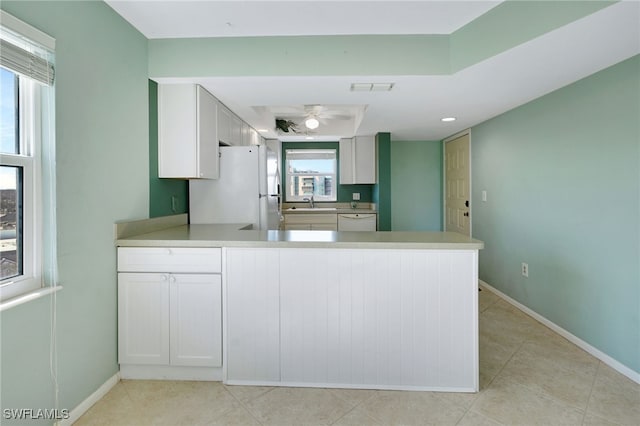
[472,376,585,425]
[586,364,640,425]
[456,410,504,426]
[120,380,240,426]
[478,288,499,313]
[74,383,140,426]
[224,384,275,404]
[205,406,261,426]
[332,407,382,426]
[582,412,623,426]
[244,386,352,425]
[358,390,465,425]
[478,325,521,389]
[498,345,596,409]
[327,388,378,408]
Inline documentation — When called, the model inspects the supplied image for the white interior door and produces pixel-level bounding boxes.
[444,132,471,236]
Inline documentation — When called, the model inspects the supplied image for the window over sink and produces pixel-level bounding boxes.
[285,149,337,202]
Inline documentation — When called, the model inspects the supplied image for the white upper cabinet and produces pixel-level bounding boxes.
[339,135,376,184]
[158,84,219,179]
[217,103,243,146]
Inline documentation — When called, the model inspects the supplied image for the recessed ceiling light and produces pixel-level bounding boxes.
[258,129,269,133]
[441,117,456,122]
[305,136,314,140]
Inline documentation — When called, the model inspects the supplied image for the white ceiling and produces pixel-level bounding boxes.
[106,1,640,141]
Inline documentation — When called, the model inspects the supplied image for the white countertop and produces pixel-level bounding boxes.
[116,223,484,250]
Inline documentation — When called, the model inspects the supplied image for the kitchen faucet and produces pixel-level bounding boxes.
[303,195,314,208]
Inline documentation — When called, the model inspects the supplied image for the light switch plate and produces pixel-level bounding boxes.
[352,193,360,201]
[482,191,487,202]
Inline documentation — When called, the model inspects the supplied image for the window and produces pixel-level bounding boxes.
[1,12,55,303]
[285,149,337,202]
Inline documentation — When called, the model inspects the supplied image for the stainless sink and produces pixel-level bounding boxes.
[286,207,337,212]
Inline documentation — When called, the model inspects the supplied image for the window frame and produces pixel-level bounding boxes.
[0,74,43,301]
[285,148,337,202]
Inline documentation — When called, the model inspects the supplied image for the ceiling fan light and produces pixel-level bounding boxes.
[305,117,320,129]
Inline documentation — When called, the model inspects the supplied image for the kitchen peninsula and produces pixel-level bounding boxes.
[115,215,484,392]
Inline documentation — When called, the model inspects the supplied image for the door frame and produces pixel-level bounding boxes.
[442,129,472,236]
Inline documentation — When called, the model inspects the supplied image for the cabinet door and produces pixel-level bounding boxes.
[196,86,220,179]
[158,84,219,179]
[354,136,376,184]
[339,136,376,184]
[217,104,233,145]
[158,84,197,178]
[339,138,355,184]
[226,248,280,382]
[118,273,170,365]
[170,274,222,367]
[284,224,311,230]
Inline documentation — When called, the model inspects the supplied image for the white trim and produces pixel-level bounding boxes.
[119,364,223,381]
[0,10,55,50]
[56,372,120,426]
[442,128,472,235]
[224,380,476,393]
[479,280,640,385]
[0,285,62,312]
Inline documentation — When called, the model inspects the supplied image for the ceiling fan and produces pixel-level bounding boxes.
[274,104,351,133]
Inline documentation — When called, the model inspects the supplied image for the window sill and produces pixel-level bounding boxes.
[0,285,63,312]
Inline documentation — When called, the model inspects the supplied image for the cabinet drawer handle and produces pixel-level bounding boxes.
[161,274,168,281]
[166,248,172,255]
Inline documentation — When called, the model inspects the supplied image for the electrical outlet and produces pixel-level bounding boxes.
[522,262,529,278]
[352,192,360,201]
[171,196,178,213]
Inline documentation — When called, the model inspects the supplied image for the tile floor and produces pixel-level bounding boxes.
[76,288,640,425]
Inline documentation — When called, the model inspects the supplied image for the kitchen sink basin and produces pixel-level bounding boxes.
[286,207,337,212]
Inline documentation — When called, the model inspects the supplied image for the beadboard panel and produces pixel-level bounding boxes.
[226,247,478,391]
[279,249,478,390]
[225,248,281,382]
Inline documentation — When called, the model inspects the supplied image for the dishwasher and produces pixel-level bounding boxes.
[337,213,377,231]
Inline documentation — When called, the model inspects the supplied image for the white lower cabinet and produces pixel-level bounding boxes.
[117,247,222,379]
[118,272,170,365]
[170,274,222,367]
[283,213,338,230]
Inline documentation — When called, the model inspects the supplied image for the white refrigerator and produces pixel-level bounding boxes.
[189,145,281,230]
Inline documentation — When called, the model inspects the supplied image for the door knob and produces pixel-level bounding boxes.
[465,200,469,207]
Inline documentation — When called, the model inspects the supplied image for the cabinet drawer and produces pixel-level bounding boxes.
[284,213,337,225]
[118,247,221,273]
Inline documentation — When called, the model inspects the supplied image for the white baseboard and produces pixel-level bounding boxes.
[56,372,120,426]
[479,280,640,385]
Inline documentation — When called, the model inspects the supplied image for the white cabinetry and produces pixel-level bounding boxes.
[158,84,219,179]
[337,213,377,231]
[284,213,337,230]
[217,104,243,146]
[225,247,479,391]
[117,247,222,379]
[339,136,376,184]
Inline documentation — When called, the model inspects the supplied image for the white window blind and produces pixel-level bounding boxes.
[0,10,55,86]
[0,38,54,85]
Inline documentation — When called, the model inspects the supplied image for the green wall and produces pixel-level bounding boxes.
[148,80,189,217]
[374,133,392,231]
[0,1,149,419]
[471,55,640,374]
[281,141,373,203]
[390,140,442,231]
